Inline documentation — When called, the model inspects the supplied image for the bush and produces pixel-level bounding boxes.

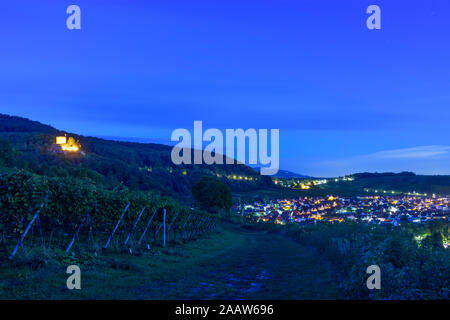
[191,176,232,213]
[293,221,449,299]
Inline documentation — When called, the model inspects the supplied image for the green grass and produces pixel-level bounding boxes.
[0,222,341,299]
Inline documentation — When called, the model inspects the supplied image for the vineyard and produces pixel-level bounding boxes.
[0,169,218,261]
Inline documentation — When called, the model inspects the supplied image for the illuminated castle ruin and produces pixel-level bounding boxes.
[51,135,81,153]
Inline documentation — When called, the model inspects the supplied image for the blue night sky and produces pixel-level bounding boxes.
[1,0,449,176]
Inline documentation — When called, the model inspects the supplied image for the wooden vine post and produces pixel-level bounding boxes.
[163,208,166,247]
[64,202,96,254]
[138,209,157,245]
[104,203,130,249]
[124,206,146,246]
[9,195,48,260]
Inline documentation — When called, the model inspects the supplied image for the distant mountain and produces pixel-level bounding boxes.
[274,169,311,179]
[0,113,273,200]
[353,171,417,178]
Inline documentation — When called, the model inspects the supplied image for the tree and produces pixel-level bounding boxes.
[0,138,17,167]
[191,176,232,213]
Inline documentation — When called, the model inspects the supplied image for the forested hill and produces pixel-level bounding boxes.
[0,114,272,200]
[351,172,450,195]
[0,114,57,133]
[308,172,450,196]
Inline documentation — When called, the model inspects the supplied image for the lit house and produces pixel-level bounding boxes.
[51,135,81,153]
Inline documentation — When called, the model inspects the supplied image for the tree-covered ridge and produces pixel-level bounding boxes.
[0,114,57,134]
[283,172,450,197]
[0,114,272,200]
[337,173,450,195]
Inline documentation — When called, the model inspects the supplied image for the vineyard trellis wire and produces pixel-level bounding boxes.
[8,195,48,259]
[1,194,218,260]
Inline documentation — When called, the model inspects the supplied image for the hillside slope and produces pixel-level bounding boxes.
[305,172,450,196]
[0,113,273,200]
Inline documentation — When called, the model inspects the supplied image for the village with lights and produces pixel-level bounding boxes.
[273,176,354,190]
[235,195,449,244]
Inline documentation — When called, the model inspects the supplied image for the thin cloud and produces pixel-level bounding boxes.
[313,145,450,176]
[371,145,450,159]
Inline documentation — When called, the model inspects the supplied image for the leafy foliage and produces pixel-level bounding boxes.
[0,169,187,236]
[293,221,449,299]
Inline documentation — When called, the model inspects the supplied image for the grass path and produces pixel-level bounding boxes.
[0,223,341,299]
